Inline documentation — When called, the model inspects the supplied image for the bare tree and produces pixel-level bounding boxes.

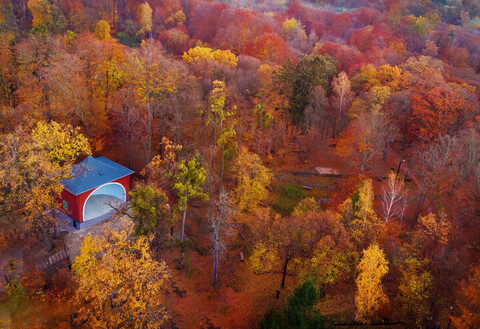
[399,188,409,226]
[304,86,327,162]
[454,129,480,198]
[387,91,412,150]
[127,40,181,166]
[450,129,480,223]
[352,106,392,173]
[381,119,400,162]
[381,171,405,223]
[210,189,234,285]
[411,135,459,229]
[111,88,147,169]
[167,75,202,146]
[332,71,353,137]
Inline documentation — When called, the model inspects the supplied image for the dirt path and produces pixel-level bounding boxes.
[64,214,130,264]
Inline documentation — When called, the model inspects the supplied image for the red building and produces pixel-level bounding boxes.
[60,156,134,229]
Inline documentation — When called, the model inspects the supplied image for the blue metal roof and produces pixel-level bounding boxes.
[62,156,134,195]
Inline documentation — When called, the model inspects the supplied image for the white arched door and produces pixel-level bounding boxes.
[83,182,126,221]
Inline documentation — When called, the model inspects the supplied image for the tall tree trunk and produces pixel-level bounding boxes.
[214,203,224,285]
[267,134,272,154]
[411,192,427,230]
[401,118,408,151]
[281,254,291,288]
[220,120,224,183]
[360,151,366,174]
[332,117,337,139]
[118,0,125,30]
[221,139,225,183]
[306,128,314,162]
[383,135,396,162]
[145,98,152,166]
[212,125,217,169]
[212,242,218,285]
[411,180,427,230]
[180,202,187,242]
[128,141,133,169]
[256,130,262,155]
[273,120,278,169]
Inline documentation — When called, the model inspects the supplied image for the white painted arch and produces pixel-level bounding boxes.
[82,182,126,221]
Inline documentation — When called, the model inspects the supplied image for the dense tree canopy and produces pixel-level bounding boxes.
[0,0,480,327]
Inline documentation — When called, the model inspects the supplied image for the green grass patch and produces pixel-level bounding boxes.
[271,184,305,217]
[282,184,305,199]
[268,173,334,217]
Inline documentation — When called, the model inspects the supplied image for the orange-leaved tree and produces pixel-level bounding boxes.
[409,84,476,142]
[451,265,480,329]
[28,0,52,29]
[336,106,397,173]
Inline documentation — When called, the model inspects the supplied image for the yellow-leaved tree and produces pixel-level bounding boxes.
[127,39,180,165]
[137,2,153,37]
[93,20,112,40]
[355,243,389,323]
[31,121,91,162]
[182,46,238,68]
[418,211,451,245]
[340,179,385,247]
[282,17,307,44]
[249,241,279,274]
[398,257,432,327]
[0,121,91,248]
[232,147,272,212]
[141,137,182,188]
[293,197,321,216]
[207,80,237,182]
[354,63,410,92]
[173,155,208,243]
[72,220,170,328]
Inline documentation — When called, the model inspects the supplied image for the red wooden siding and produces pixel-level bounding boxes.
[60,174,131,223]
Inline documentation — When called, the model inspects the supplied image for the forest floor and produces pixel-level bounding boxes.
[165,137,414,329]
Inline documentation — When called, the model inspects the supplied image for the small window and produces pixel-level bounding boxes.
[63,200,68,211]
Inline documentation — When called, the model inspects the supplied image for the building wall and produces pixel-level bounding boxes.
[60,174,132,228]
[60,189,80,222]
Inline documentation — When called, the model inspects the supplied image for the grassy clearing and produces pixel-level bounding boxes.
[268,173,336,217]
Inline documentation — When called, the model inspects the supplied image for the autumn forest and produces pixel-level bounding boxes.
[0,0,480,327]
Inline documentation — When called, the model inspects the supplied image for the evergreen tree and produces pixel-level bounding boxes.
[259,280,332,329]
